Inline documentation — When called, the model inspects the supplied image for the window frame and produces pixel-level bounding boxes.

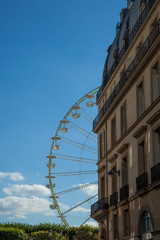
[152,124,160,165]
[137,79,145,118]
[123,208,130,237]
[150,59,160,103]
[121,155,128,187]
[137,137,147,175]
[111,115,117,146]
[113,213,118,239]
[100,175,105,198]
[120,101,127,136]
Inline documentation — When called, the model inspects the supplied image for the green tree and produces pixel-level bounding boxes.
[0,226,28,240]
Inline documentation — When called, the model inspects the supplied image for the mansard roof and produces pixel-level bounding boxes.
[102,0,146,86]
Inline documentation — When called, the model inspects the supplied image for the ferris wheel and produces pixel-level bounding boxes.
[46,87,99,228]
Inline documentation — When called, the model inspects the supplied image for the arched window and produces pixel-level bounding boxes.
[140,211,153,234]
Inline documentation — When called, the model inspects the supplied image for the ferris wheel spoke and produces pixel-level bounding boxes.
[80,216,91,227]
[62,194,98,215]
[67,122,97,142]
[68,120,96,139]
[80,107,94,121]
[52,156,96,164]
[77,110,93,124]
[55,181,98,195]
[59,140,97,154]
[52,153,97,162]
[51,170,97,177]
[57,135,96,151]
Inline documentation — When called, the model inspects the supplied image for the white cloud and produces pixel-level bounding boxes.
[84,184,98,196]
[72,206,90,213]
[59,202,69,211]
[0,196,55,219]
[3,184,50,196]
[0,172,24,181]
[73,183,98,196]
[85,221,98,227]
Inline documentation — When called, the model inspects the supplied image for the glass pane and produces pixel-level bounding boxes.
[152,62,159,102]
[137,83,144,117]
[154,129,160,164]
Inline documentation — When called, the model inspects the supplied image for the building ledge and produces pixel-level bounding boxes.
[108,154,118,163]
[91,208,109,222]
[117,143,129,155]
[133,125,147,139]
[146,110,160,125]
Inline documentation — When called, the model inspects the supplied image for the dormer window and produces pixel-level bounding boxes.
[123,29,129,41]
[113,48,118,59]
[140,0,146,12]
[103,70,107,79]
[128,0,134,10]
[107,45,112,53]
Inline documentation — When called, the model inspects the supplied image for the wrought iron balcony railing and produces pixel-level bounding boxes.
[120,184,129,201]
[110,192,118,207]
[93,19,160,129]
[91,197,109,216]
[96,0,156,102]
[136,172,148,192]
[151,162,160,183]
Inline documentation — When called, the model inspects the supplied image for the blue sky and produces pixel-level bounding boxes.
[0,0,126,227]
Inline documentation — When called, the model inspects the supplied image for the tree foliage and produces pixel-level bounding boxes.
[0,226,28,240]
[0,223,98,240]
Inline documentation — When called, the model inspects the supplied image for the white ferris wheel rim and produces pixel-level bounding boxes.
[47,86,100,228]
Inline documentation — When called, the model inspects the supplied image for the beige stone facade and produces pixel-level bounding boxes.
[91,0,160,240]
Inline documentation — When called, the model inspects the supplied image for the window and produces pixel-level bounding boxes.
[113,214,118,239]
[110,82,116,94]
[121,102,127,135]
[138,140,146,175]
[137,81,144,118]
[140,211,153,234]
[124,209,129,236]
[122,156,128,186]
[111,117,116,146]
[99,133,103,160]
[112,167,117,194]
[139,0,145,12]
[101,176,105,198]
[136,41,143,65]
[99,130,106,160]
[153,127,160,164]
[151,62,159,102]
[102,130,106,157]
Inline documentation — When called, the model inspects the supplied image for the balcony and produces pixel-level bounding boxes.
[120,184,129,202]
[91,198,109,215]
[93,20,160,130]
[136,172,148,192]
[151,162,160,183]
[91,198,109,221]
[110,192,118,207]
[96,0,156,102]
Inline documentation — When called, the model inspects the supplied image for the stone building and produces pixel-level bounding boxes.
[91,0,160,240]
